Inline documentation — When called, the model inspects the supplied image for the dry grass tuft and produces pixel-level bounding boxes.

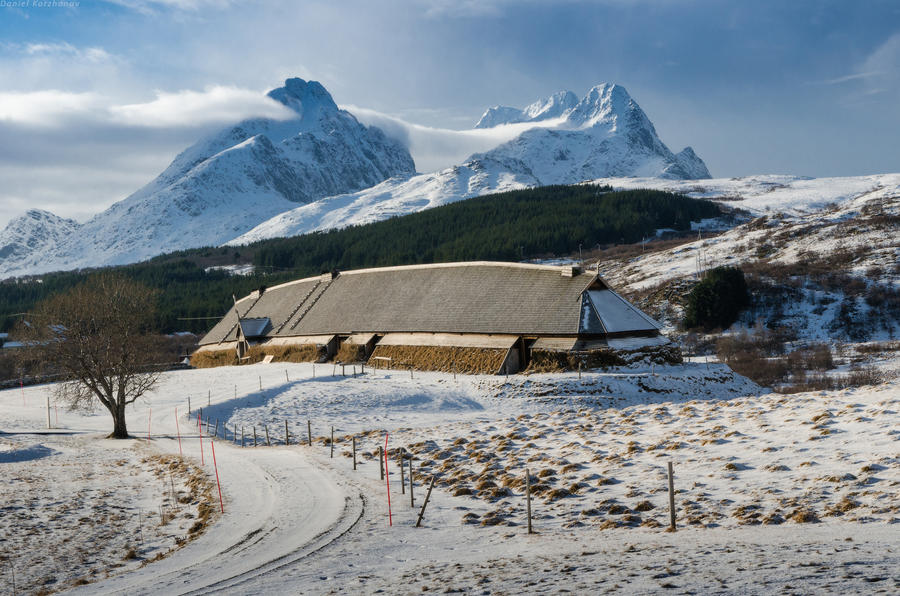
[633,500,655,512]
[789,508,819,523]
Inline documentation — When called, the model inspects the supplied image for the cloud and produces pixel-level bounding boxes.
[344,104,565,173]
[820,71,884,85]
[23,42,115,63]
[0,90,105,126]
[102,0,234,14]
[109,85,296,127]
[0,83,295,129]
[860,33,900,92]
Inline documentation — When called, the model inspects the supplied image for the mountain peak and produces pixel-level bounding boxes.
[475,89,578,129]
[565,83,643,129]
[267,77,338,115]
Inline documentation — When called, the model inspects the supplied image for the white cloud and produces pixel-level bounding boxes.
[23,42,115,63]
[821,71,883,85]
[0,83,295,129]
[0,90,105,126]
[861,33,900,92]
[109,85,296,127]
[102,0,234,14]
[343,104,564,172]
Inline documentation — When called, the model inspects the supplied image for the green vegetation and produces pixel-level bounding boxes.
[251,185,720,271]
[683,266,750,330]
[1,184,721,335]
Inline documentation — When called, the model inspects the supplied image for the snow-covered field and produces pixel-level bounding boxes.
[2,361,898,594]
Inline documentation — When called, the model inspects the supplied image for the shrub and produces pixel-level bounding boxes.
[683,266,750,331]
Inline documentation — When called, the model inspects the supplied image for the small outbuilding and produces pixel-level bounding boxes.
[194,261,671,373]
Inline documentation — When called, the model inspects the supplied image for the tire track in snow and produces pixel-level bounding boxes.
[184,490,366,595]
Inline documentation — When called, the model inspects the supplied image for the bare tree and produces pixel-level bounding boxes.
[17,273,164,438]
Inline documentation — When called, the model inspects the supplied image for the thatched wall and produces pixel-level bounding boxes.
[190,343,324,368]
[527,349,626,373]
[526,343,682,373]
[369,344,509,375]
[335,342,367,363]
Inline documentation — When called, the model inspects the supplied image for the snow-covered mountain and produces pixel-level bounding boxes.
[0,78,415,277]
[0,210,79,263]
[1,81,711,275]
[230,83,710,244]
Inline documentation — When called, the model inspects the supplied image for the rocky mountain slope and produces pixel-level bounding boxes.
[0,210,79,265]
[0,78,415,277]
[229,83,710,244]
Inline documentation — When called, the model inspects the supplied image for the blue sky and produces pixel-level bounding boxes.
[0,0,898,227]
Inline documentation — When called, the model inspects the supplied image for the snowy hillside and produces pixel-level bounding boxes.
[591,173,900,217]
[593,172,900,387]
[0,78,415,277]
[229,84,711,244]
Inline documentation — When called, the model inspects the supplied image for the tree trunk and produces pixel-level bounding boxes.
[109,402,129,439]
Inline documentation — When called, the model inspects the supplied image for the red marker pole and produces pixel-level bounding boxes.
[385,433,392,527]
[198,413,205,466]
[210,440,225,513]
[175,406,183,457]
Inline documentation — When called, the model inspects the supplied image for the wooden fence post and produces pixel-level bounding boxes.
[330,426,334,458]
[415,475,436,528]
[667,461,676,532]
[265,424,271,446]
[241,426,244,448]
[285,420,290,446]
[352,436,357,470]
[285,369,289,383]
[213,419,219,439]
[526,467,533,534]
[307,420,312,447]
[259,375,262,391]
[188,395,191,415]
[253,426,257,447]
[400,448,406,494]
[379,446,384,480]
